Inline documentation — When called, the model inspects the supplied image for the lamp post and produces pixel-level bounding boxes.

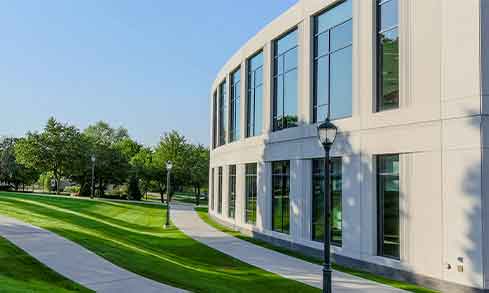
[91,155,96,199]
[165,160,173,228]
[317,118,338,293]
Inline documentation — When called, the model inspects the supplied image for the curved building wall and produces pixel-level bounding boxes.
[208,0,488,291]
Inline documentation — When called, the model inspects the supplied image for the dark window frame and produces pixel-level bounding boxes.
[376,0,400,112]
[218,80,227,146]
[218,167,223,214]
[312,0,353,123]
[272,28,299,132]
[228,165,236,219]
[376,154,400,260]
[210,168,214,210]
[230,68,241,143]
[246,51,264,138]
[245,163,258,225]
[311,158,343,246]
[212,91,218,149]
[272,161,290,234]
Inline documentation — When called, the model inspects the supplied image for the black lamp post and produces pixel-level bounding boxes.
[317,118,338,293]
[91,155,96,199]
[165,160,173,228]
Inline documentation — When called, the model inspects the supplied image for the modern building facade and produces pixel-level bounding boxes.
[208,0,489,292]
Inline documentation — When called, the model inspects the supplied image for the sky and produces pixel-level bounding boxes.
[0,0,297,146]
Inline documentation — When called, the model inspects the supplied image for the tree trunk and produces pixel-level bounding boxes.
[197,185,200,206]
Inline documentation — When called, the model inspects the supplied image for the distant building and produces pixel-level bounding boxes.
[208,0,489,292]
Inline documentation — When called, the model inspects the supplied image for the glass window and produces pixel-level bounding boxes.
[212,91,218,149]
[272,161,290,234]
[210,168,214,210]
[313,0,353,122]
[377,0,399,111]
[245,163,258,224]
[228,165,236,219]
[230,69,241,142]
[312,158,342,246]
[247,52,264,137]
[273,29,298,131]
[218,81,227,146]
[218,167,223,214]
[377,154,400,259]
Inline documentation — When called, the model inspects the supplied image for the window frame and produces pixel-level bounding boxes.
[229,68,241,143]
[245,163,258,225]
[246,50,264,138]
[228,165,236,219]
[376,0,400,112]
[376,154,400,260]
[272,28,299,132]
[271,161,291,234]
[311,157,343,246]
[312,0,353,123]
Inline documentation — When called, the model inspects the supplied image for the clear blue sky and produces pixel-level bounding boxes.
[0,0,297,146]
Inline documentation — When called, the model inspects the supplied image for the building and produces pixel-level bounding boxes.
[208,0,489,292]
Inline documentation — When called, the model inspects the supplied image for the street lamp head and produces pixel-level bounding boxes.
[91,155,96,163]
[317,118,338,147]
[166,160,173,171]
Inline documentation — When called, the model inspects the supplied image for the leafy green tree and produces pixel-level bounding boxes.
[15,118,83,194]
[188,144,209,205]
[0,137,39,191]
[83,121,131,196]
[152,131,191,200]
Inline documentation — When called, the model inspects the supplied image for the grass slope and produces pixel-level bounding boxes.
[195,207,439,293]
[0,192,318,293]
[0,235,92,293]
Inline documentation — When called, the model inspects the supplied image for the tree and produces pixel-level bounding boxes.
[0,137,39,191]
[82,121,131,196]
[152,131,191,201]
[15,118,82,194]
[188,144,209,205]
[130,147,154,197]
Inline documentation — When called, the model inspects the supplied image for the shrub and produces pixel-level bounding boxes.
[128,176,142,201]
[64,186,80,194]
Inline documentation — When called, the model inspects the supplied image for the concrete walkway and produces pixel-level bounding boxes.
[171,203,407,293]
[0,215,187,293]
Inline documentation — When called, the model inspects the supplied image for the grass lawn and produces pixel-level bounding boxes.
[0,192,318,293]
[0,235,92,293]
[195,207,439,293]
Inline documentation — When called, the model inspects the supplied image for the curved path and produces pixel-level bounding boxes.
[171,203,407,293]
[0,215,187,293]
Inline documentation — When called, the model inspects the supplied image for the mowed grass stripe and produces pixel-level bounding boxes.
[0,192,319,293]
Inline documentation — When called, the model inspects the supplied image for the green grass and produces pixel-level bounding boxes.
[195,207,439,293]
[0,235,92,293]
[0,192,318,293]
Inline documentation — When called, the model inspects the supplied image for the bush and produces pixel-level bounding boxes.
[64,186,80,194]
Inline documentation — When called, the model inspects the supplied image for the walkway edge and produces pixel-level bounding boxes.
[0,215,187,293]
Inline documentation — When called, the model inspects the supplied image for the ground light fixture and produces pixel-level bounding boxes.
[317,118,338,293]
[165,160,173,228]
[91,155,96,199]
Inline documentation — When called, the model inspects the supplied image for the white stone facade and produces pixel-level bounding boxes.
[209,0,489,291]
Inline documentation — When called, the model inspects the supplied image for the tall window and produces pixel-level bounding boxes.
[377,0,399,111]
[245,163,258,224]
[313,0,353,122]
[230,69,241,142]
[377,154,400,259]
[273,29,298,131]
[228,165,236,219]
[210,168,214,210]
[218,167,223,214]
[312,158,342,246]
[218,81,227,146]
[212,91,218,149]
[246,52,264,137]
[272,161,290,234]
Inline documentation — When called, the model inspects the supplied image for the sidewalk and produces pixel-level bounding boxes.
[0,215,187,293]
[171,203,407,293]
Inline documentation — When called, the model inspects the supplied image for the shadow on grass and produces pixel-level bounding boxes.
[0,193,319,293]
